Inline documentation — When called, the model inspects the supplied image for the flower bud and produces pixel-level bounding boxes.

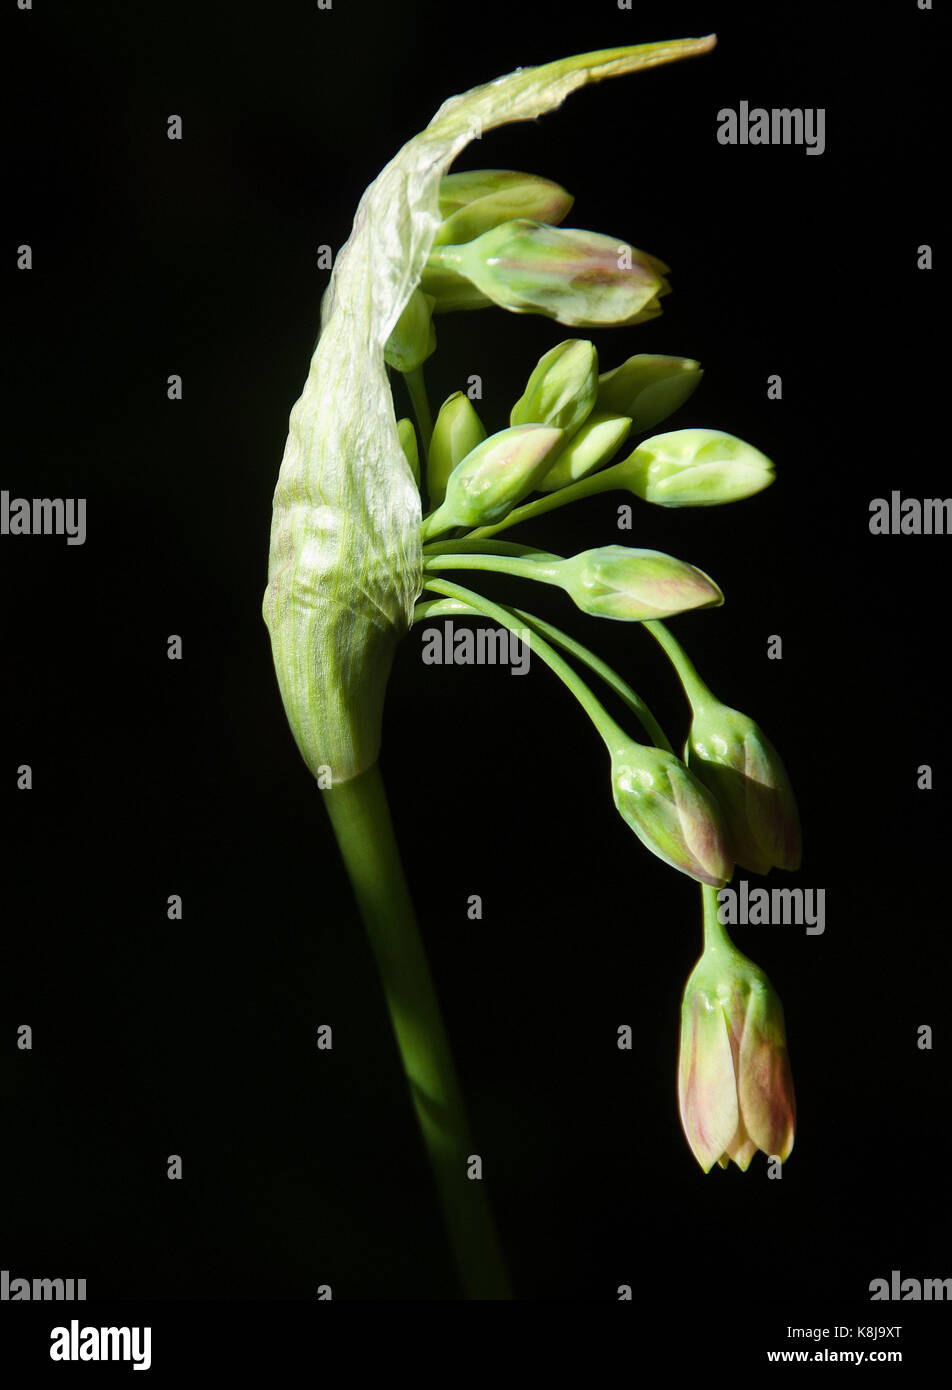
[596,354,703,434]
[678,943,795,1171]
[554,545,723,620]
[618,428,775,507]
[536,411,631,491]
[687,701,801,874]
[421,424,563,537]
[510,339,598,436]
[434,169,574,245]
[428,219,670,327]
[610,740,733,887]
[426,391,487,507]
[383,287,437,373]
[395,417,420,488]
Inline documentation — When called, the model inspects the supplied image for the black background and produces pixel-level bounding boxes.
[3,0,948,1356]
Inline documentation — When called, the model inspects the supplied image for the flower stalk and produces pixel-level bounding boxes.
[263,27,798,1298]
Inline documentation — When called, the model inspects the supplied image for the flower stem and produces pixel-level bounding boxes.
[322,762,511,1299]
[413,594,673,752]
[700,881,735,955]
[643,618,714,710]
[421,576,627,750]
[404,365,433,455]
[465,466,622,540]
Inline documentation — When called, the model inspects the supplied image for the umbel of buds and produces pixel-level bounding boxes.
[678,897,796,1171]
[610,739,733,888]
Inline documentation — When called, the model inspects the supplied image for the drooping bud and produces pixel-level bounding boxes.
[510,339,598,436]
[678,937,795,1172]
[553,545,723,620]
[421,424,563,538]
[383,287,437,373]
[687,700,801,874]
[427,219,670,327]
[609,740,733,887]
[536,411,631,491]
[433,169,574,245]
[596,354,703,433]
[396,418,420,488]
[426,391,487,507]
[618,428,775,507]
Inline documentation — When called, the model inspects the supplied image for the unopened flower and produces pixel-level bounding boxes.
[596,353,703,434]
[427,218,670,327]
[536,411,631,491]
[510,338,598,435]
[433,169,574,245]
[422,424,563,536]
[678,937,795,1171]
[687,700,801,874]
[383,287,437,373]
[426,391,487,506]
[395,418,420,487]
[610,740,733,887]
[618,428,775,506]
[555,545,723,620]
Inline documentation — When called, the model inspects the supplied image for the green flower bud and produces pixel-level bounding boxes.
[552,545,723,620]
[686,700,801,874]
[426,392,487,507]
[679,941,795,1171]
[596,354,703,433]
[434,169,574,245]
[396,418,420,488]
[383,287,437,373]
[428,219,670,327]
[438,168,572,217]
[610,740,733,887]
[619,428,775,507]
[422,424,563,537]
[536,411,631,491]
[510,339,598,436]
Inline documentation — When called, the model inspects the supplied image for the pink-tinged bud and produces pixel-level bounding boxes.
[428,219,670,327]
[556,545,723,621]
[421,424,564,538]
[678,942,796,1172]
[687,701,802,874]
[610,741,733,888]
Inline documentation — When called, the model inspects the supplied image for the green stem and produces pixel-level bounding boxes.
[413,595,673,752]
[701,881,736,956]
[421,576,627,751]
[322,763,511,1299]
[643,619,714,710]
[424,550,561,587]
[404,365,433,455]
[465,466,624,540]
